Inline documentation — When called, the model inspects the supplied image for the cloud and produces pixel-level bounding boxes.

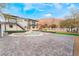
[59,4,77,18]
[53,3,62,10]
[24,4,33,11]
[65,3,71,5]
[37,9,44,11]
[43,3,53,7]
[11,7,20,12]
[23,3,46,12]
[60,11,70,18]
[68,4,76,10]
[2,6,20,14]
[44,13,52,17]
[2,9,9,13]
[67,4,79,14]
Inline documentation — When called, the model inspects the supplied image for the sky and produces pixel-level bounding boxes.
[1,3,79,19]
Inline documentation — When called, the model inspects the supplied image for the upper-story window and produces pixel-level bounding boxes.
[32,21,35,25]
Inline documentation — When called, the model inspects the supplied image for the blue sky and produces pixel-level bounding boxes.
[2,3,79,19]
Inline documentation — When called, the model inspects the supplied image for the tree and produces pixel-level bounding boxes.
[48,24,57,28]
[60,7,79,33]
[69,7,79,33]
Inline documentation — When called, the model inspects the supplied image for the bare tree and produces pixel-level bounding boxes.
[60,7,79,33]
[69,7,79,33]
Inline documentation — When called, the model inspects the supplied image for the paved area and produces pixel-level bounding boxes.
[74,36,79,56]
[9,31,43,36]
[0,31,74,56]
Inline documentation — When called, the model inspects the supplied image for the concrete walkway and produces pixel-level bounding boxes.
[74,36,79,56]
[0,31,74,56]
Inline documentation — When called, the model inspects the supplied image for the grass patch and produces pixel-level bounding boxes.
[5,30,26,34]
[55,32,79,36]
[41,30,79,36]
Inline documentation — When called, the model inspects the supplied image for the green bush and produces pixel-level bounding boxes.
[5,30,26,34]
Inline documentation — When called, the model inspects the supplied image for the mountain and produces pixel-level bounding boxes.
[38,18,64,25]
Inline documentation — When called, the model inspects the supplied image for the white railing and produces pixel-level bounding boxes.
[17,22,28,28]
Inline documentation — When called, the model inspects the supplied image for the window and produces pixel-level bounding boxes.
[32,26,35,28]
[9,24,13,28]
[9,18,16,23]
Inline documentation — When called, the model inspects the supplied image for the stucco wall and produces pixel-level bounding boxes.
[5,24,23,31]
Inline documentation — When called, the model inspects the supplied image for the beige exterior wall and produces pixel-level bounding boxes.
[3,14,38,31]
[5,24,23,31]
[30,26,39,30]
[17,18,25,22]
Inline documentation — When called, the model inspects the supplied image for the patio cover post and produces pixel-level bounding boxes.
[1,24,5,37]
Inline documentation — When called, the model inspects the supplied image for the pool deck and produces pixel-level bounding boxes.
[0,31,74,56]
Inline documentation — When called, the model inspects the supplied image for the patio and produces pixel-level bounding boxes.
[0,31,74,56]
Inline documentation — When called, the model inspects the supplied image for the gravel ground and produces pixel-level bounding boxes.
[0,31,74,56]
